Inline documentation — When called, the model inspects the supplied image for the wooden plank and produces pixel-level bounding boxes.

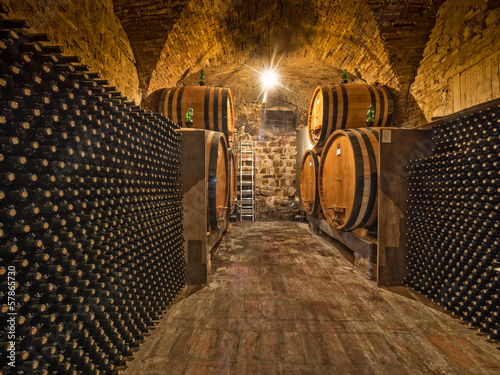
[177,129,208,285]
[481,58,492,102]
[492,52,500,100]
[460,72,467,111]
[377,129,434,286]
[177,129,228,285]
[451,74,461,113]
[474,64,482,106]
[465,69,473,108]
[307,214,376,261]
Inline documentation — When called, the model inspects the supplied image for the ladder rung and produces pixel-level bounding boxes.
[241,143,253,145]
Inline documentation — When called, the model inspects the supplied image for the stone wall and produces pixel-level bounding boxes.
[253,135,297,221]
[3,0,141,103]
[234,103,297,221]
[410,0,500,122]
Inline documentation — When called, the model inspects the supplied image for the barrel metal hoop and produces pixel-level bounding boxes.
[213,88,219,132]
[222,88,229,139]
[176,87,185,127]
[208,132,221,230]
[340,84,349,129]
[355,129,377,228]
[343,130,364,230]
[319,86,329,145]
[167,88,176,124]
[204,87,211,130]
[158,89,169,115]
[365,127,380,141]
[374,86,385,128]
[331,85,339,133]
[366,84,376,126]
[383,86,394,126]
[311,151,321,215]
[227,147,233,211]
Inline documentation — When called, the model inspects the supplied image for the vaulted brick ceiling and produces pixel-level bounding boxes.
[113,0,443,100]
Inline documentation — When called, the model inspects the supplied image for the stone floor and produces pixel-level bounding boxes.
[123,221,500,375]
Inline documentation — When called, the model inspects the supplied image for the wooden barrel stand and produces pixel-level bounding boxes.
[176,129,230,285]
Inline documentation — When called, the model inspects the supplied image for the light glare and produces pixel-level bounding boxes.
[262,71,277,88]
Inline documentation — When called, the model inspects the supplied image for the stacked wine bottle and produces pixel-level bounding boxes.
[405,102,499,341]
[0,19,185,374]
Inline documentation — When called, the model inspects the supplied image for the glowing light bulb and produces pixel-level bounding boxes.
[262,71,277,88]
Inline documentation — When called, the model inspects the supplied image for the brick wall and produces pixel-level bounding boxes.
[4,0,141,103]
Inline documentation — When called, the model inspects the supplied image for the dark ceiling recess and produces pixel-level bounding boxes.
[365,0,445,91]
[113,0,191,94]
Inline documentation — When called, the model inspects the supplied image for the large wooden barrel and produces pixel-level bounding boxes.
[206,131,229,230]
[159,86,235,146]
[307,84,392,153]
[318,128,381,231]
[299,150,321,216]
[228,148,237,214]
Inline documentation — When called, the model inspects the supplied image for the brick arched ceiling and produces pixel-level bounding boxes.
[114,0,443,100]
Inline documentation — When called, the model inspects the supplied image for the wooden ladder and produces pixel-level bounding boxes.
[239,140,255,222]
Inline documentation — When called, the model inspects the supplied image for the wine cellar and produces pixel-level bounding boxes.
[1,0,500,374]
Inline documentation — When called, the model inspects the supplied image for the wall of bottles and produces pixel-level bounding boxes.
[0,19,185,374]
[405,102,499,341]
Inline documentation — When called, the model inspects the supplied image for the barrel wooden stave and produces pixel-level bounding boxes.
[159,86,234,146]
[299,150,321,216]
[205,131,230,230]
[318,127,381,231]
[308,84,392,153]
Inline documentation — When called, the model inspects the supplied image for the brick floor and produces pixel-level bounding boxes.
[123,222,500,374]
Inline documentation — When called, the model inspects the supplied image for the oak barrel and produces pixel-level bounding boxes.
[228,148,237,214]
[159,86,235,146]
[307,84,393,153]
[206,131,230,230]
[318,127,381,230]
[299,150,321,216]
